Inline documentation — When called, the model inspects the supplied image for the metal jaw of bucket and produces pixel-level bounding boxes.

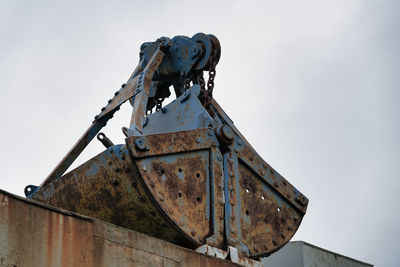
[26,33,308,259]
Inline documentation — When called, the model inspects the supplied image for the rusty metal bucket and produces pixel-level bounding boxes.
[30,86,308,258]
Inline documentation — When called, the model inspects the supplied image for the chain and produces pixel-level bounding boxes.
[199,75,206,90]
[152,42,218,113]
[200,47,218,111]
[184,78,191,90]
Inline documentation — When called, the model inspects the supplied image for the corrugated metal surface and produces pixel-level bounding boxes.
[0,189,239,267]
[262,241,373,267]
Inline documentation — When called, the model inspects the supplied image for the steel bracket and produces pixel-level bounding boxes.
[196,244,263,267]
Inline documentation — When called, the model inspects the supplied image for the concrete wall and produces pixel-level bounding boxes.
[0,188,374,267]
[0,189,238,267]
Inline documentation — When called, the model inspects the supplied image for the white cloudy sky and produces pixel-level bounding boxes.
[0,1,399,266]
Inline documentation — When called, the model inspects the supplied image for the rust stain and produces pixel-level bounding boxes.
[127,128,213,159]
[238,162,302,257]
[32,146,196,250]
[46,211,54,265]
[239,142,308,215]
[138,151,210,244]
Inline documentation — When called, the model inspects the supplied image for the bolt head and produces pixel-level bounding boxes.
[228,184,234,191]
[221,124,234,140]
[134,137,147,151]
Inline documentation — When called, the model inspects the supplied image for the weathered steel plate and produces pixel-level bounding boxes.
[238,161,303,256]
[223,133,308,258]
[31,128,226,250]
[136,151,211,244]
[235,136,307,257]
[237,141,308,214]
[31,144,197,248]
[127,128,224,247]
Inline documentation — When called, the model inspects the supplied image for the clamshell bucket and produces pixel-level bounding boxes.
[26,33,308,259]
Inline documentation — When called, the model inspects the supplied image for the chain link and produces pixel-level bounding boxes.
[200,46,218,111]
[199,75,206,90]
[184,78,191,90]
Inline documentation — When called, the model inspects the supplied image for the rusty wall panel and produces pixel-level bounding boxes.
[0,189,239,267]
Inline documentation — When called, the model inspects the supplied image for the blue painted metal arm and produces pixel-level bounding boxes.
[38,47,165,189]
[39,118,108,188]
[129,47,165,135]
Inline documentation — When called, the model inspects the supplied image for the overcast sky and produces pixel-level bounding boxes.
[0,1,399,266]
